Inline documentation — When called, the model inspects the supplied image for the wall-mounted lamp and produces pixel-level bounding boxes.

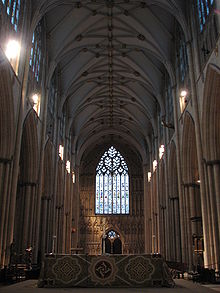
[5,39,20,61]
[148,172,152,182]
[159,145,165,159]
[59,145,64,160]
[31,93,40,116]
[153,160,157,172]
[179,89,188,113]
[66,160,71,174]
[72,171,75,183]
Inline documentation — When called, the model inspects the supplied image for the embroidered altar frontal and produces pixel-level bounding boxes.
[38,254,174,288]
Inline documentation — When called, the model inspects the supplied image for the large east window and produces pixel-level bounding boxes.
[95,146,129,215]
[197,0,214,31]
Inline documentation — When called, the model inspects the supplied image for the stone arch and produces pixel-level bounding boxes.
[19,110,39,183]
[182,112,199,183]
[102,228,123,254]
[14,110,39,260]
[79,142,144,255]
[182,112,203,270]
[202,64,220,271]
[202,64,220,161]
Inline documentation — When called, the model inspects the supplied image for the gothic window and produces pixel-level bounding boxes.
[179,39,188,83]
[96,146,129,215]
[29,22,42,82]
[197,0,214,31]
[60,111,65,138]
[1,0,21,31]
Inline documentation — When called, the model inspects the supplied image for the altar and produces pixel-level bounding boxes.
[38,254,174,288]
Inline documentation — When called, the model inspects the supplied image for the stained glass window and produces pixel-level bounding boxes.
[96,146,129,215]
[1,0,21,31]
[197,0,214,31]
[107,230,120,239]
[29,22,42,82]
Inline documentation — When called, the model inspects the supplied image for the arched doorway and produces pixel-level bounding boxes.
[103,230,122,254]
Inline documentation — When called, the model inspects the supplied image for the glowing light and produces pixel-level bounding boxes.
[72,171,75,183]
[180,90,187,97]
[59,145,64,160]
[153,160,157,172]
[197,180,201,184]
[66,160,71,174]
[32,94,40,116]
[5,40,20,60]
[148,172,152,182]
[159,145,165,159]
[179,89,188,113]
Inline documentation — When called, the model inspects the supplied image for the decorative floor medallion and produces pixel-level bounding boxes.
[52,256,81,284]
[125,256,154,283]
[89,256,118,285]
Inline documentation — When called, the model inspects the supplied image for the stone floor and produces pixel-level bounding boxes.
[0,279,220,293]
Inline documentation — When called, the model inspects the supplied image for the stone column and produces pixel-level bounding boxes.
[0,160,11,266]
[207,164,219,270]
[40,196,48,257]
[213,163,220,271]
[171,88,185,263]
[186,40,209,268]
[184,185,193,270]
[143,165,148,253]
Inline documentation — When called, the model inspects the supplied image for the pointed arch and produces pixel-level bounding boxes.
[20,110,39,183]
[95,146,129,215]
[202,64,220,161]
[182,112,199,183]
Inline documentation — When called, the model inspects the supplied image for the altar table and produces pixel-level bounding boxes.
[38,254,174,288]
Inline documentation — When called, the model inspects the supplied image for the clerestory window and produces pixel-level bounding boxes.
[95,146,129,215]
[197,0,214,31]
[29,22,42,82]
[1,0,21,31]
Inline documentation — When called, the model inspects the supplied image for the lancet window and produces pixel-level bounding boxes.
[29,22,42,82]
[1,0,21,31]
[197,0,214,31]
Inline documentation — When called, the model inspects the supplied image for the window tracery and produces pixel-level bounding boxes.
[95,146,129,215]
[1,0,21,31]
[29,22,42,82]
[197,0,214,31]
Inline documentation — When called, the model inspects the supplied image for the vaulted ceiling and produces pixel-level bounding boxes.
[32,0,188,163]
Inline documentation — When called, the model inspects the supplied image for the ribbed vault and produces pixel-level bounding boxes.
[31,0,188,161]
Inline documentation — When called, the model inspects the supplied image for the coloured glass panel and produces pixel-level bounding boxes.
[95,146,129,214]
